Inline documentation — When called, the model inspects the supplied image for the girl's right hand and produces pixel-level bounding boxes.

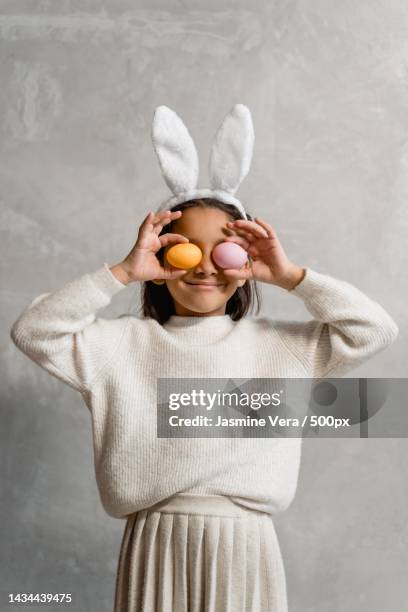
[113,210,189,284]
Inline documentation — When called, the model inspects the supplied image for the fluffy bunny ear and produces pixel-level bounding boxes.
[151,105,199,195]
[208,104,254,194]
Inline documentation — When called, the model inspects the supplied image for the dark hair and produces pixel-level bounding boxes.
[139,198,262,324]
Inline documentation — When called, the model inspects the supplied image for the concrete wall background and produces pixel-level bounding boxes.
[1,1,407,611]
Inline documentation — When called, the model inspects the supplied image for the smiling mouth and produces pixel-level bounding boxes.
[184,281,226,288]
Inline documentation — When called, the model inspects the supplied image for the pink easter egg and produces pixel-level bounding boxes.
[212,242,248,269]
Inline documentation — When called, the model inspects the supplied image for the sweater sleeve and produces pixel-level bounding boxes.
[277,267,399,379]
[10,263,128,393]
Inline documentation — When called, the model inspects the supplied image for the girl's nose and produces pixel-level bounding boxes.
[194,249,218,274]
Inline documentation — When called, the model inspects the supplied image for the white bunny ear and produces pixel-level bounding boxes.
[151,105,199,196]
[208,104,254,194]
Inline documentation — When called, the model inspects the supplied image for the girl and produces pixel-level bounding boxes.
[10,106,399,612]
[10,198,399,611]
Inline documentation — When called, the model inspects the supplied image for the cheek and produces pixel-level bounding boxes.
[218,280,241,299]
[165,280,182,296]
[225,277,242,288]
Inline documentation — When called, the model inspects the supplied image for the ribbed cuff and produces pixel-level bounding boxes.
[87,263,129,299]
[288,267,330,298]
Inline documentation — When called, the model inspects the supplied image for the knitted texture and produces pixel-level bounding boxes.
[10,265,398,518]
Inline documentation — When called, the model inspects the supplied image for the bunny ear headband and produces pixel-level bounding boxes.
[151,103,254,220]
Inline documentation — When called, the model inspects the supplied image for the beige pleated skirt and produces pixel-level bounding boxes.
[114,493,288,612]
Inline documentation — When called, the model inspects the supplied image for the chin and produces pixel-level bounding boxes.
[182,303,222,313]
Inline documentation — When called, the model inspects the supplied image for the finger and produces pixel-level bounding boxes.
[254,216,277,239]
[226,222,262,241]
[152,209,181,222]
[222,267,254,281]
[221,236,261,259]
[139,211,166,236]
[141,210,180,231]
[143,211,155,222]
[160,268,188,280]
[223,236,252,251]
[139,211,155,232]
[227,219,269,239]
[235,219,269,238]
[159,233,189,247]
[226,223,256,242]
[152,210,182,232]
[152,218,173,235]
[153,209,182,223]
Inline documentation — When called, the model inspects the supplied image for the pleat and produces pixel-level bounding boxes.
[259,517,274,611]
[140,512,161,611]
[127,510,148,611]
[157,513,174,611]
[214,517,234,611]
[187,514,206,612]
[203,516,221,611]
[114,514,137,611]
[173,514,189,611]
[230,516,248,612]
[114,498,289,612]
[259,516,288,612]
[245,516,262,612]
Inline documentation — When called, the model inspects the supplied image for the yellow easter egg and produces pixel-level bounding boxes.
[166,243,202,269]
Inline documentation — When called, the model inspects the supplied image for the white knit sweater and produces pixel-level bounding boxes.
[10,264,398,518]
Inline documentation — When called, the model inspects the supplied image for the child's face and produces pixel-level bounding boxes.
[163,207,248,317]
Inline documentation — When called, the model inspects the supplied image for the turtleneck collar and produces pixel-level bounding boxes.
[162,314,237,345]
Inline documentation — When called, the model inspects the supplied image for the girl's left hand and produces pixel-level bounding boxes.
[223,216,305,289]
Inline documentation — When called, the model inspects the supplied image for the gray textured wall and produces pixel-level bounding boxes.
[1,2,407,611]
